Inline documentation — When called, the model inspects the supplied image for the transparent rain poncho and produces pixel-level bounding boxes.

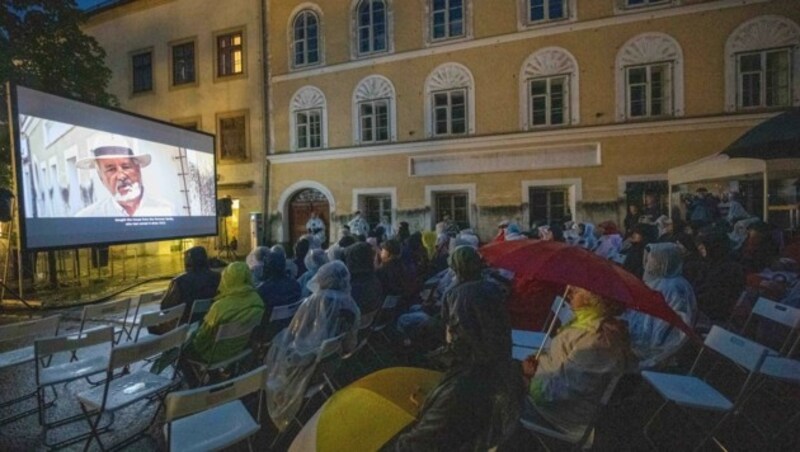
[265,261,361,430]
[246,246,269,284]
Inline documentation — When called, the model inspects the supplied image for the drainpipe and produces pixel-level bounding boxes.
[260,0,271,244]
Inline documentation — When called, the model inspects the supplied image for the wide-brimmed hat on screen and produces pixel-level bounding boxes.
[76,133,151,170]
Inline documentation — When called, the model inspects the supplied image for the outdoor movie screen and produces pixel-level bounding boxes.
[9,85,218,250]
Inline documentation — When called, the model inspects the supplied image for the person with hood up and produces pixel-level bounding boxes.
[422,230,439,261]
[622,223,658,279]
[493,220,510,243]
[297,249,329,298]
[504,223,525,241]
[594,221,624,260]
[739,221,780,274]
[345,242,383,314]
[625,243,697,369]
[292,238,311,278]
[265,261,360,430]
[684,231,744,323]
[156,246,221,328]
[184,262,264,378]
[348,210,370,239]
[577,223,598,251]
[729,217,760,251]
[246,246,269,285]
[392,246,522,451]
[521,287,634,443]
[256,250,302,342]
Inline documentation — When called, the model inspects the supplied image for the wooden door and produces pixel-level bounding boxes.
[289,189,330,247]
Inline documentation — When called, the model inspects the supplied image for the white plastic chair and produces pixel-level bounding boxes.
[77,324,189,451]
[34,326,114,449]
[78,297,133,344]
[739,297,800,355]
[521,374,622,451]
[164,366,267,452]
[188,298,213,324]
[185,317,260,386]
[512,296,573,352]
[641,326,771,451]
[0,315,60,424]
[134,304,186,342]
[123,292,155,336]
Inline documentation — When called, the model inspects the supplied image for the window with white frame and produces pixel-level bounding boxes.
[626,63,672,118]
[425,63,474,137]
[295,109,322,150]
[529,0,567,23]
[623,0,669,8]
[430,0,465,41]
[529,75,569,127]
[529,187,570,228]
[290,86,327,151]
[293,10,320,68]
[356,0,387,55]
[724,16,799,112]
[615,33,683,121]
[434,192,469,230]
[737,49,792,109]
[353,75,396,144]
[364,195,392,230]
[432,89,467,136]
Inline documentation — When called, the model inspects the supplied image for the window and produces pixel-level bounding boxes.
[291,86,327,151]
[737,49,791,109]
[356,0,387,55]
[171,41,196,86]
[131,51,153,94]
[529,0,566,22]
[295,109,323,150]
[364,195,391,230]
[431,0,465,41]
[529,187,569,228]
[530,75,569,127]
[358,99,390,143]
[624,0,669,7]
[432,89,467,136]
[435,192,469,230]
[626,63,672,118]
[216,31,244,77]
[217,112,248,162]
[293,10,320,67]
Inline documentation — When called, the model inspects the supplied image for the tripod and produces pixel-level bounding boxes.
[217,216,237,261]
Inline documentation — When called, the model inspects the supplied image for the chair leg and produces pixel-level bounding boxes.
[81,404,106,452]
[642,400,670,450]
[692,412,732,452]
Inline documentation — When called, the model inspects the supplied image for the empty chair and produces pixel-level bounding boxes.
[184,317,261,386]
[77,325,189,451]
[0,316,60,424]
[134,304,186,342]
[123,292,155,336]
[739,297,800,355]
[78,297,133,344]
[642,326,771,451]
[164,366,268,452]
[34,326,114,449]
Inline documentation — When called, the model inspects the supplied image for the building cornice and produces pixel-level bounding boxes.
[266,111,777,164]
[271,0,770,83]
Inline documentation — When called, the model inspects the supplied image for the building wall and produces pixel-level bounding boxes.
[267,0,800,243]
[84,0,267,251]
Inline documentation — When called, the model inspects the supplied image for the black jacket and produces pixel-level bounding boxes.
[160,247,221,324]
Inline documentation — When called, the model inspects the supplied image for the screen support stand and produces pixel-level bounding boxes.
[1,198,35,312]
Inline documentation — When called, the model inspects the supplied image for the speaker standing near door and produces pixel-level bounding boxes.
[217,197,233,218]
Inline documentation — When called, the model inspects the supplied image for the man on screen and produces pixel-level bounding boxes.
[75,133,176,217]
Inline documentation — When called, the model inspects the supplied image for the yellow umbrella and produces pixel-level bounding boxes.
[289,367,443,452]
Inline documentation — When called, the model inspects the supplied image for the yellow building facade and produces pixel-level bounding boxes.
[267,0,800,244]
[84,0,268,252]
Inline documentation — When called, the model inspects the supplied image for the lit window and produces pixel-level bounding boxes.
[432,89,467,136]
[431,0,464,41]
[357,0,387,55]
[217,32,244,77]
[626,63,672,118]
[293,10,320,67]
[737,49,791,109]
[530,75,569,127]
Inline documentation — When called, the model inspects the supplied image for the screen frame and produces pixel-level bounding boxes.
[6,82,220,251]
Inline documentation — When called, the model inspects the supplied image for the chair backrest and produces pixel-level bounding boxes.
[34,326,114,358]
[269,300,303,322]
[215,317,261,342]
[136,305,186,338]
[81,297,133,327]
[164,365,268,423]
[382,295,401,310]
[358,309,379,331]
[110,324,189,370]
[315,334,345,365]
[554,298,574,325]
[189,298,213,323]
[750,297,800,329]
[705,326,770,372]
[0,315,60,343]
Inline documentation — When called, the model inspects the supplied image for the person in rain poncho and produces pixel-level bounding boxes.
[577,223,598,251]
[729,217,760,251]
[521,287,635,443]
[246,246,269,285]
[594,221,624,260]
[305,212,327,247]
[256,250,302,342]
[625,243,697,369]
[297,248,329,298]
[504,223,525,241]
[348,210,370,238]
[378,216,394,241]
[392,246,522,451]
[265,261,361,430]
[422,230,439,261]
[184,262,264,369]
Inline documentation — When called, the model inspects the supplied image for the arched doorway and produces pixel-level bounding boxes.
[289,188,330,247]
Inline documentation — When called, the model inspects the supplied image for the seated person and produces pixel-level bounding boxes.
[626,243,697,369]
[152,246,220,333]
[377,239,418,310]
[181,262,264,384]
[345,242,384,315]
[256,250,302,343]
[297,249,329,298]
[246,246,269,285]
[265,261,361,430]
[521,287,634,442]
[391,246,522,451]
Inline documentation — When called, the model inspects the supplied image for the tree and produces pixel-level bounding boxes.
[1,0,117,188]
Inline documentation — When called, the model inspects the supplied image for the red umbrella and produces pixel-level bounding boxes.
[480,239,697,339]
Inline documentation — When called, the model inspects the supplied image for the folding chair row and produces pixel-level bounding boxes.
[0,315,60,424]
[79,297,134,345]
[185,317,261,386]
[739,296,800,356]
[134,304,186,342]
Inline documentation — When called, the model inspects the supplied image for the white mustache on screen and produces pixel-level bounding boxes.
[113,181,142,202]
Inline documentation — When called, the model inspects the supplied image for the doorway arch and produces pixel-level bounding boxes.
[277,180,336,246]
